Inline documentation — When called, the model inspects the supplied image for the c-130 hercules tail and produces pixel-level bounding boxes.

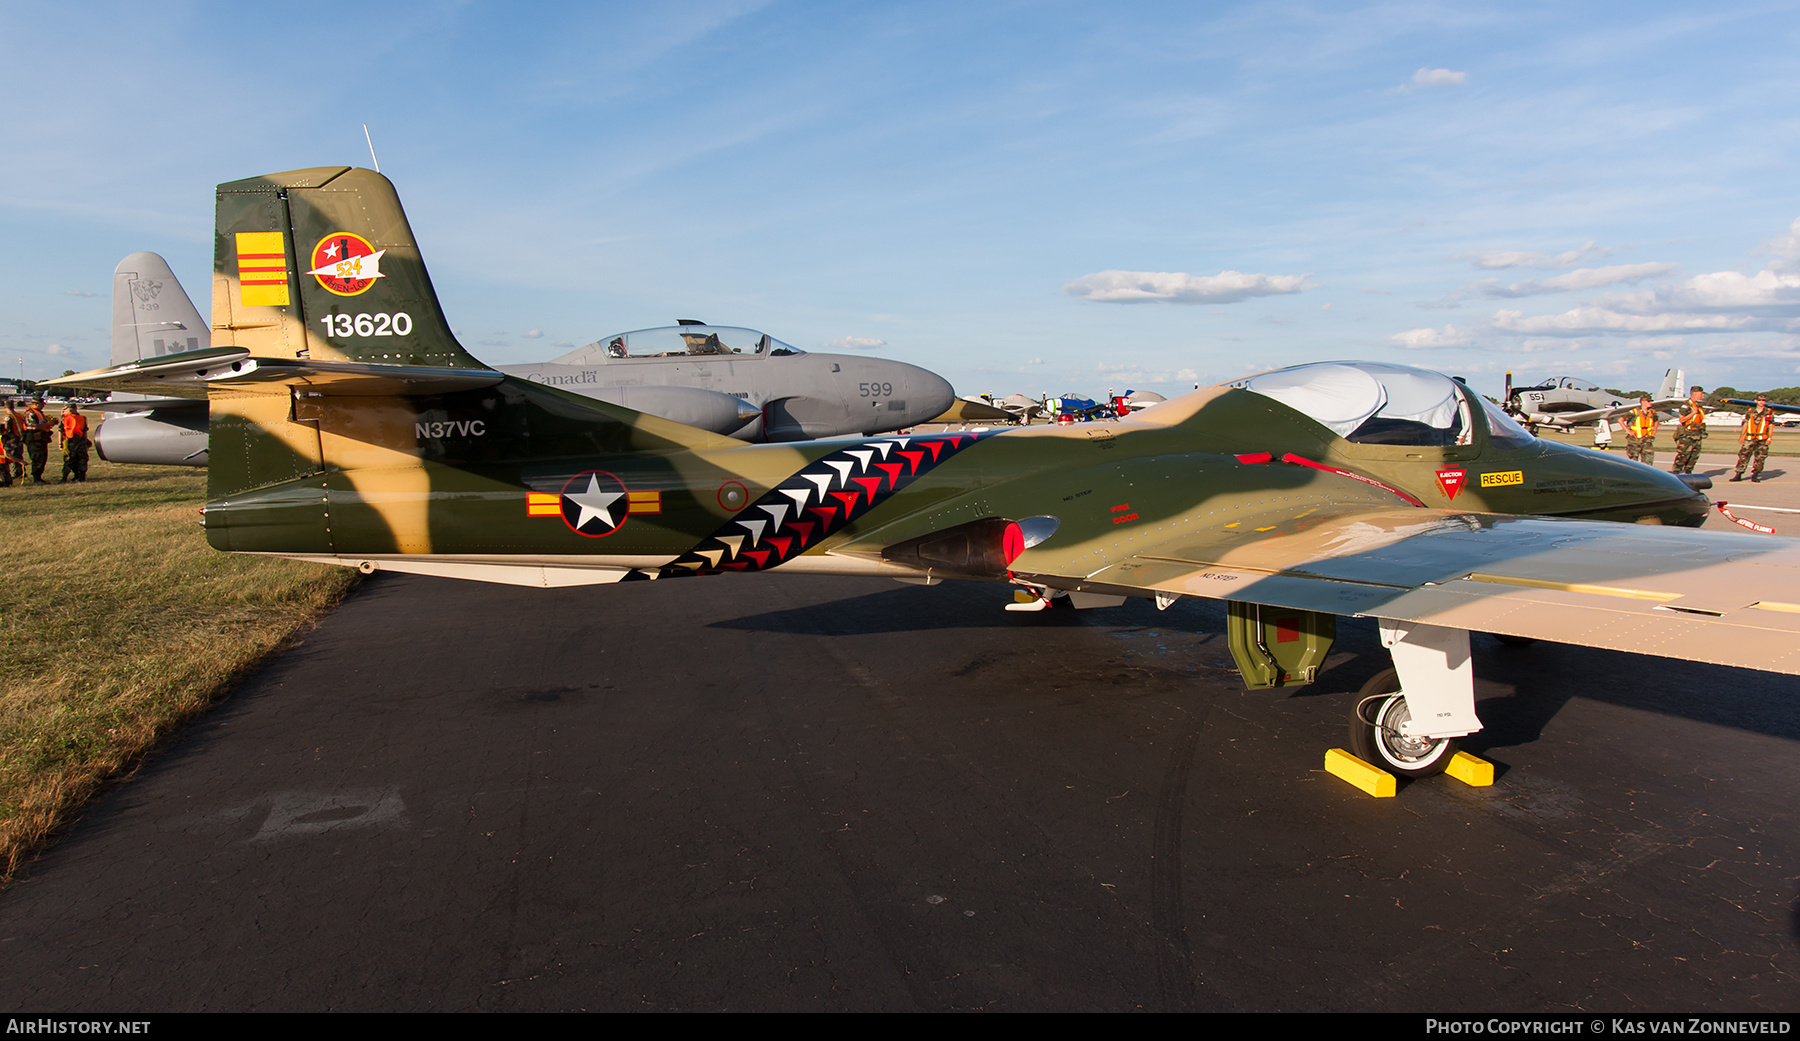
[49,167,1800,787]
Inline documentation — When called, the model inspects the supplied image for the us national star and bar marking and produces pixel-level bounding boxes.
[560,471,630,537]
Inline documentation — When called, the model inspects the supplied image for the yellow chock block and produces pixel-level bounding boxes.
[1324,748,1396,798]
[1444,751,1494,787]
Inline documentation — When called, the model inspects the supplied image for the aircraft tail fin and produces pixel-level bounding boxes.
[113,252,210,366]
[211,166,486,371]
[1657,367,1685,401]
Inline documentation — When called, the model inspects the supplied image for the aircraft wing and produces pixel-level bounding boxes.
[1727,398,1800,414]
[1008,506,1800,675]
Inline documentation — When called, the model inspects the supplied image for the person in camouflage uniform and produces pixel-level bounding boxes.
[21,398,53,484]
[0,400,23,485]
[1730,394,1775,483]
[1672,386,1708,474]
[1625,396,1658,465]
[58,402,90,483]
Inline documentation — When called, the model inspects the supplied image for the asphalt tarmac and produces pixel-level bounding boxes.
[1690,447,1798,535]
[2,544,1797,1011]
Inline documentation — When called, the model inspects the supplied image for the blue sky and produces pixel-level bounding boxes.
[4,1,1799,400]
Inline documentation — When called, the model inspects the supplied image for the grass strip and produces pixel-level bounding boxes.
[0,461,357,882]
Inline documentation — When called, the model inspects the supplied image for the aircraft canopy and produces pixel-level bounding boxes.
[556,326,806,365]
[1231,362,1474,447]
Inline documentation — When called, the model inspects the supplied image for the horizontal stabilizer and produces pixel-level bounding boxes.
[43,348,503,398]
[88,396,210,414]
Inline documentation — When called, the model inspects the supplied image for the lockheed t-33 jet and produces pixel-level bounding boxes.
[91,254,953,466]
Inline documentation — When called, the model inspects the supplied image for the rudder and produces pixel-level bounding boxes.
[213,167,485,371]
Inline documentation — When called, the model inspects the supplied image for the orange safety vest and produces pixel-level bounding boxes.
[1679,401,1706,429]
[1743,408,1773,441]
[60,412,87,439]
[1627,406,1657,438]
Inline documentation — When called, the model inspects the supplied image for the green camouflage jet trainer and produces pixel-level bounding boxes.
[50,167,1800,782]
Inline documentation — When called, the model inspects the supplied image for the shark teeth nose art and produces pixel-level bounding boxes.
[663,432,996,574]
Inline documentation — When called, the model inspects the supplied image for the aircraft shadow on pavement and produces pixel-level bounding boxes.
[1468,637,1800,747]
[1699,466,1786,479]
[707,581,1798,742]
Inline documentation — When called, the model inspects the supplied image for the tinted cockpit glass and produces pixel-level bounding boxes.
[554,326,804,364]
[1231,362,1473,447]
[1480,398,1538,449]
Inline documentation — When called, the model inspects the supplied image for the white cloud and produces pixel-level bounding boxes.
[1395,67,1468,94]
[821,336,887,350]
[63,290,95,298]
[1022,357,1043,365]
[1064,269,1312,304]
[1479,220,1800,356]
[1764,217,1800,270]
[522,329,544,339]
[1486,262,1679,298]
[1689,336,1800,360]
[1491,307,1760,336]
[1412,67,1466,87]
[1390,324,1472,349]
[1459,241,1607,270]
[45,343,63,355]
[1660,269,1800,310]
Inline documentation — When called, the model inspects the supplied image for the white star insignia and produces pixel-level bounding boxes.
[564,474,624,531]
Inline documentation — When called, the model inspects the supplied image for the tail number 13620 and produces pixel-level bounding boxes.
[319,312,414,339]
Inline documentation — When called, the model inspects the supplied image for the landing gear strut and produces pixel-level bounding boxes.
[1347,621,1483,779]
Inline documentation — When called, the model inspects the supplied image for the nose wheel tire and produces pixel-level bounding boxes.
[1348,668,1458,778]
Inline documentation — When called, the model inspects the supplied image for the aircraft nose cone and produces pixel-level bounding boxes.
[907,365,955,423]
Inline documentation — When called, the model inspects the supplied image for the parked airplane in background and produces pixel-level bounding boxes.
[49,166,1800,789]
[1503,368,1685,431]
[529,321,953,441]
[93,254,955,465]
[90,252,214,464]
